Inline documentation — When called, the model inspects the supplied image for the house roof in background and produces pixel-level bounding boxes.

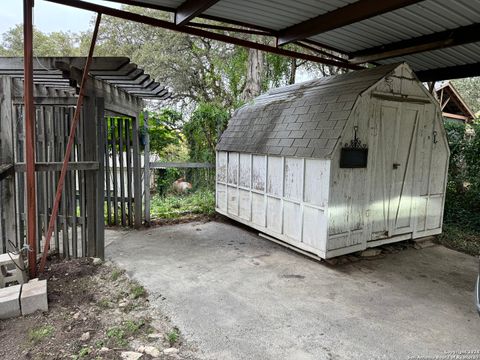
[435,81,475,121]
[45,0,480,81]
[217,63,403,158]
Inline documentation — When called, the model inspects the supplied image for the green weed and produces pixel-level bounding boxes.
[150,189,215,219]
[27,325,54,344]
[110,269,123,281]
[130,285,146,299]
[166,328,179,346]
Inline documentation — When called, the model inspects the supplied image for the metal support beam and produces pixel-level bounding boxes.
[350,23,480,64]
[23,0,36,279]
[276,0,424,46]
[39,13,102,272]
[45,0,362,70]
[175,0,220,26]
[416,63,480,82]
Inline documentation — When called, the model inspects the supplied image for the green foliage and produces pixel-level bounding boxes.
[147,109,183,156]
[75,347,91,359]
[130,284,146,299]
[150,189,215,219]
[106,319,145,347]
[451,78,480,113]
[437,224,480,256]
[110,269,123,281]
[0,25,82,56]
[166,328,180,346]
[183,103,229,163]
[27,325,54,344]
[444,123,480,228]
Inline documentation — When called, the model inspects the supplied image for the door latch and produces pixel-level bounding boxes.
[393,163,400,169]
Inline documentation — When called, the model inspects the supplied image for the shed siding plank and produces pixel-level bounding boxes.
[227,152,239,185]
[217,151,227,183]
[239,189,251,220]
[239,153,251,188]
[267,156,282,197]
[251,193,266,227]
[252,155,266,191]
[283,201,301,241]
[266,196,282,233]
[302,206,327,250]
[284,158,302,201]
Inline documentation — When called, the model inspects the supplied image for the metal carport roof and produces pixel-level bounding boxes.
[43,0,480,81]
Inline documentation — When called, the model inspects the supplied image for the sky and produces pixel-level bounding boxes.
[0,0,120,34]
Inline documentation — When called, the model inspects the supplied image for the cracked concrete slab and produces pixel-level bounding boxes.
[106,221,480,360]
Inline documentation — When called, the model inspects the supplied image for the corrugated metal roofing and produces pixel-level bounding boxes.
[205,0,357,31]
[216,63,400,159]
[77,0,480,79]
[311,0,480,53]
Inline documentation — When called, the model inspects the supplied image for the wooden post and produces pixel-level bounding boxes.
[96,98,105,259]
[0,76,17,253]
[23,0,37,278]
[143,111,150,226]
[83,95,97,257]
[132,116,142,228]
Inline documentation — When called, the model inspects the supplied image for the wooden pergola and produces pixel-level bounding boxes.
[19,0,480,276]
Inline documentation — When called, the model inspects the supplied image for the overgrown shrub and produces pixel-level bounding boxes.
[443,122,480,231]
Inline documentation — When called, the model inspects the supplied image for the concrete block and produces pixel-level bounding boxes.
[0,284,21,319]
[21,279,48,315]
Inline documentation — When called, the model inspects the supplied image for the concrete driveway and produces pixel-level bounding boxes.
[106,221,480,360]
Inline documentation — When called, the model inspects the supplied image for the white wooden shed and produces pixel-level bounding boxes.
[216,63,449,259]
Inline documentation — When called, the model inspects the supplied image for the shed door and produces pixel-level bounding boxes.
[369,100,423,240]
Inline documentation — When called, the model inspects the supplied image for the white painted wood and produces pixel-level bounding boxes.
[227,152,239,185]
[283,201,301,241]
[304,159,329,207]
[252,155,266,191]
[227,185,239,216]
[217,151,227,183]
[284,158,303,201]
[267,156,283,197]
[251,192,266,227]
[302,206,327,251]
[239,153,251,188]
[267,196,282,233]
[239,189,251,220]
[216,183,227,211]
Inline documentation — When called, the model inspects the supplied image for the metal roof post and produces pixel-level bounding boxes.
[23,0,37,279]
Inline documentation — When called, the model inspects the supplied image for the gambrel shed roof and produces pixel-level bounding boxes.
[217,63,401,158]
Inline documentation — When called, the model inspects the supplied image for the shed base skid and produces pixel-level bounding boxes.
[218,208,440,259]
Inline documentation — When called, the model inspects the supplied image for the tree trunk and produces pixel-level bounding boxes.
[289,58,297,85]
[242,48,264,101]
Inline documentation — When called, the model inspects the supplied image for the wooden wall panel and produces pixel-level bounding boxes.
[267,156,282,197]
[266,196,282,233]
[284,158,302,201]
[252,155,266,191]
[216,151,227,183]
[239,153,251,188]
[283,201,301,241]
[251,192,266,227]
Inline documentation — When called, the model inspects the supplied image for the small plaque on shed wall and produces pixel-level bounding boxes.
[340,126,368,168]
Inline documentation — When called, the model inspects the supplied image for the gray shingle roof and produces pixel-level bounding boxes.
[217,63,401,159]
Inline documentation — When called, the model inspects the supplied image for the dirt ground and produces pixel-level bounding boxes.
[0,256,199,360]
